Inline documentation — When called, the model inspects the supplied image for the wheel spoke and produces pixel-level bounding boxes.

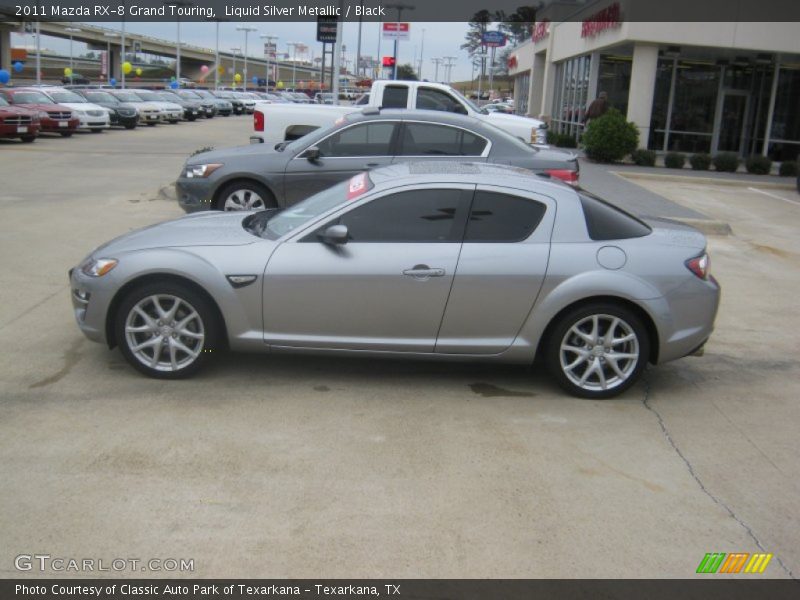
[126,323,154,334]
[597,363,608,389]
[150,338,164,367]
[168,339,179,370]
[133,306,156,328]
[611,333,636,346]
[565,353,588,371]
[606,356,627,380]
[150,295,168,319]
[164,298,181,322]
[590,315,599,343]
[608,352,638,361]
[570,326,593,345]
[131,337,160,353]
[579,358,599,386]
[171,338,199,359]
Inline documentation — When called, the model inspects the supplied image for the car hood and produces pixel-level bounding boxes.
[93,212,259,255]
[0,105,38,117]
[148,101,183,110]
[483,110,544,129]
[187,143,282,165]
[10,103,71,113]
[58,102,109,113]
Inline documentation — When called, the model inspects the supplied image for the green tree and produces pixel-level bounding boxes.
[396,63,418,81]
[461,10,492,55]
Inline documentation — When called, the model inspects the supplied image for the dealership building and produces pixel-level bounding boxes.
[507,1,800,160]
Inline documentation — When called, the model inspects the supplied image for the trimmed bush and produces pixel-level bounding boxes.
[582,108,639,163]
[631,149,656,166]
[713,152,740,172]
[546,130,558,145]
[778,160,799,177]
[664,152,686,169]
[745,155,773,175]
[689,153,712,171]
[556,133,578,148]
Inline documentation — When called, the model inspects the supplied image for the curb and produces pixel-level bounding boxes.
[661,217,733,236]
[613,170,796,191]
[158,184,177,202]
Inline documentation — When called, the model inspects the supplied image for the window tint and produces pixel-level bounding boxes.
[338,189,468,242]
[579,193,652,240]
[315,122,396,157]
[381,86,408,108]
[400,123,487,156]
[416,87,463,113]
[465,191,547,242]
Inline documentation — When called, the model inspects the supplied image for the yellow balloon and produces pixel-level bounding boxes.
[218,66,225,75]
[277,80,284,89]
[234,73,242,82]
[122,61,133,75]
[135,67,143,76]
[64,67,73,77]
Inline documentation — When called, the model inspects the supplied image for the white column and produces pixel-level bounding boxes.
[627,42,659,149]
[0,27,11,71]
[529,52,546,119]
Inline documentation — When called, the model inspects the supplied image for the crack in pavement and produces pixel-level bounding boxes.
[640,376,796,579]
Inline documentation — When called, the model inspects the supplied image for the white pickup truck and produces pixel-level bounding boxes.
[250,80,548,146]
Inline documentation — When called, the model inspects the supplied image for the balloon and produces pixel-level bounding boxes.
[135,67,143,76]
[217,66,225,75]
[277,80,284,89]
[13,61,23,73]
[110,78,117,86]
[200,65,209,73]
[0,69,9,84]
[234,73,242,83]
[170,81,179,89]
[122,61,132,75]
[252,76,258,84]
[170,75,176,82]
[64,67,73,77]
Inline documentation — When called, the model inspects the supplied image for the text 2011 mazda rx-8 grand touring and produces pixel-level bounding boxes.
[69,163,720,398]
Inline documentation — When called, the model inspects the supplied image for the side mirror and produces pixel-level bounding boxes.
[304,146,321,162]
[320,224,348,245]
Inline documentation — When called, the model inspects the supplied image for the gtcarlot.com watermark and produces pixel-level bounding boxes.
[15,554,194,573]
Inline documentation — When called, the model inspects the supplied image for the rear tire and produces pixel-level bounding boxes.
[147,122,157,127]
[90,128,103,133]
[60,131,73,137]
[115,281,221,379]
[125,123,137,130]
[20,135,36,143]
[544,302,650,399]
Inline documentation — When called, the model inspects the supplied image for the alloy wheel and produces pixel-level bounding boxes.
[223,189,265,211]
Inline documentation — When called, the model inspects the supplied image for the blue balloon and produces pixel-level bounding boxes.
[110,78,117,86]
[0,69,10,84]
[252,76,259,84]
[170,81,179,89]
[13,61,23,73]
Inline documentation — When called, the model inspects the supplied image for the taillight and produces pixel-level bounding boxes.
[685,253,710,280]
[546,169,579,186]
[253,110,264,132]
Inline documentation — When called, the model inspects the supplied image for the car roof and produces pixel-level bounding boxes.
[366,161,572,195]
[345,108,483,128]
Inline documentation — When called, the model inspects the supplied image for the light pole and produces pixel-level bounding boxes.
[230,47,241,89]
[261,35,278,91]
[164,1,194,84]
[35,21,41,85]
[64,27,81,72]
[443,56,456,84]
[417,28,425,80]
[103,32,119,82]
[237,26,258,89]
[385,3,414,79]
[287,42,300,90]
[431,57,442,82]
[120,5,126,88]
[211,18,228,90]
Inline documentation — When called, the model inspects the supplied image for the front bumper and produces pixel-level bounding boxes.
[41,117,79,132]
[0,122,40,137]
[69,266,117,345]
[77,115,110,129]
[176,177,215,213]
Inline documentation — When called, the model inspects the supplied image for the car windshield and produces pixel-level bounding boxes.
[85,92,117,103]
[179,91,201,99]
[156,93,178,102]
[48,91,86,103]
[11,91,54,104]
[262,179,355,239]
[113,92,141,102]
[0,96,9,106]
[194,90,211,98]
[214,92,232,98]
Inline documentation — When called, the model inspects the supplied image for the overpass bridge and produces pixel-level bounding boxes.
[0,15,333,88]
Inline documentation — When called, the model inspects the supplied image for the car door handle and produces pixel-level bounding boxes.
[403,265,445,279]
[365,162,381,168]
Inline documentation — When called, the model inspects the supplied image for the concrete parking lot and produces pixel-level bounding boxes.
[1,119,798,579]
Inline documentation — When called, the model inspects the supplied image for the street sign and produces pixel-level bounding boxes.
[316,17,338,43]
[101,51,108,77]
[382,22,410,41]
[264,42,277,58]
[133,40,142,54]
[481,30,507,47]
[382,56,396,67]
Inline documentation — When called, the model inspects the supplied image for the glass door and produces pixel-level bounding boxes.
[715,91,750,154]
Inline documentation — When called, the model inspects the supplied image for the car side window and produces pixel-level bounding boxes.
[314,122,397,157]
[335,189,469,243]
[416,88,463,113]
[400,123,487,156]
[464,191,547,242]
[381,86,409,108]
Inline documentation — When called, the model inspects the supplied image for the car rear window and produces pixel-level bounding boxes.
[579,193,652,240]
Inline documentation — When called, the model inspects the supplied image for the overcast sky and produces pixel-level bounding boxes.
[11,21,482,82]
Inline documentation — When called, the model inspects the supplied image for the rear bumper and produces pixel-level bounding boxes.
[656,275,721,364]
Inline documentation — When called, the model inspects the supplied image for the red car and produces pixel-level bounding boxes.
[0,88,79,137]
[0,94,40,142]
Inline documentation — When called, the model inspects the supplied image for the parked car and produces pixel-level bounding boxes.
[0,94,40,142]
[132,89,183,123]
[107,90,163,125]
[315,92,335,105]
[193,89,232,116]
[178,109,578,212]
[211,91,245,115]
[61,73,91,85]
[74,89,138,129]
[153,90,203,121]
[232,92,257,113]
[70,162,719,398]
[39,88,110,132]
[0,88,79,137]
[173,89,217,118]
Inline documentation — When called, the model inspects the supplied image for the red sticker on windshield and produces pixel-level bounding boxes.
[347,172,369,200]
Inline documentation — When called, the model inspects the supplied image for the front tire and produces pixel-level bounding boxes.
[20,135,36,143]
[115,281,221,379]
[215,180,276,211]
[60,131,73,137]
[544,303,649,399]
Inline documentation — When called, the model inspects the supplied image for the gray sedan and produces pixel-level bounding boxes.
[69,163,719,398]
[175,109,578,212]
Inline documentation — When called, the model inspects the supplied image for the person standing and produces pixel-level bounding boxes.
[584,91,609,127]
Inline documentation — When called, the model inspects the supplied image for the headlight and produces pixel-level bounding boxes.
[184,163,224,179]
[80,258,118,277]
